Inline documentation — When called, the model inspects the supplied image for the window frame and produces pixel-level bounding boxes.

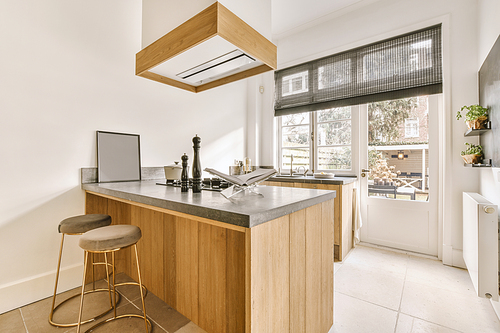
[277,106,359,176]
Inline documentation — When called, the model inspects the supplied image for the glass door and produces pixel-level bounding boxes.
[359,95,439,255]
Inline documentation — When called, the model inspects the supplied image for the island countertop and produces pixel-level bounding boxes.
[82,180,336,228]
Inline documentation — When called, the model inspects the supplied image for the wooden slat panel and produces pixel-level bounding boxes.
[289,209,306,333]
[305,204,322,333]
[250,220,270,333]
[271,216,290,333]
[112,201,133,281]
[175,217,199,323]
[84,194,108,283]
[164,213,177,308]
[85,192,108,215]
[250,215,290,332]
[130,206,164,297]
[226,229,246,333]
[198,223,227,333]
[245,229,252,333]
[321,199,335,331]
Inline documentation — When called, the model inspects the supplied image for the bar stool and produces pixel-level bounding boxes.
[49,214,117,327]
[77,225,151,333]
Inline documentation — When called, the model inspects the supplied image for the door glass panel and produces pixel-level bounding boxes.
[367,96,429,201]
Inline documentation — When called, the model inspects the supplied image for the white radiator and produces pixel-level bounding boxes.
[463,192,499,301]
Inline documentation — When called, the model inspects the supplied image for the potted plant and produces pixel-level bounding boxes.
[461,142,484,164]
[456,104,489,129]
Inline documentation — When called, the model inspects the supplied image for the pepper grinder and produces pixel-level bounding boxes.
[181,153,189,192]
[192,135,202,193]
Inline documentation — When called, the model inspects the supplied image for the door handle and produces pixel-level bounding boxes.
[361,169,371,173]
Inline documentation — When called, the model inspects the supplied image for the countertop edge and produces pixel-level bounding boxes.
[82,182,336,228]
[268,176,357,185]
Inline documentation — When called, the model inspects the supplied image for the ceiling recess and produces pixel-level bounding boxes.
[136,2,277,93]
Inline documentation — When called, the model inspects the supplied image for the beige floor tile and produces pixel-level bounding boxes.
[344,245,409,278]
[334,262,343,274]
[132,292,190,333]
[401,280,500,333]
[396,313,461,333]
[113,272,147,303]
[395,313,414,333]
[406,255,475,296]
[335,261,405,310]
[333,292,398,333]
[175,321,208,333]
[0,309,27,333]
[78,302,160,332]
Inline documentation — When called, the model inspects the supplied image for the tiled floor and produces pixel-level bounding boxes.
[333,244,500,333]
[1,245,500,332]
[0,274,207,333]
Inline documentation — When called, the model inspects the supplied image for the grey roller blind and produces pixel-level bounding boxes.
[274,24,442,116]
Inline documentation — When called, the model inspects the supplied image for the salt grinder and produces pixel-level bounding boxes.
[181,153,189,192]
[192,135,202,193]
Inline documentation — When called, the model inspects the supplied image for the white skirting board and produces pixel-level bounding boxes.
[0,263,83,314]
[442,244,466,268]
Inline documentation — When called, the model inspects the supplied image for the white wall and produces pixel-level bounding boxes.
[478,1,500,208]
[0,0,251,313]
[274,0,480,266]
[477,0,500,320]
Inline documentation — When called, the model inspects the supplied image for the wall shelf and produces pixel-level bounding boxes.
[463,121,492,167]
[464,121,491,136]
[464,159,492,167]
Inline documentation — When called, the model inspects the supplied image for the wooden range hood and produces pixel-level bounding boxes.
[136,2,277,93]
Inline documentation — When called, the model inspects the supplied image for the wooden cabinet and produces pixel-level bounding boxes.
[85,191,334,333]
[262,181,355,261]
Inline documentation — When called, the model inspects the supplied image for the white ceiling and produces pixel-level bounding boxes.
[271,0,377,37]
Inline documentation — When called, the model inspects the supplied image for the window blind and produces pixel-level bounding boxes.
[274,24,442,116]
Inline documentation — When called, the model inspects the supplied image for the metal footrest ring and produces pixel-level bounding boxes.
[48,288,121,328]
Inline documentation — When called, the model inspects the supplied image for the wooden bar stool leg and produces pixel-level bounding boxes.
[49,234,65,325]
[112,251,117,319]
[76,251,89,333]
[134,244,148,332]
[104,252,113,309]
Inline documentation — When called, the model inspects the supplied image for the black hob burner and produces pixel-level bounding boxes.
[156,178,232,192]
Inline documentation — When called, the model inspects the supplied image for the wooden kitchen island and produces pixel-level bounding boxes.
[82,180,335,333]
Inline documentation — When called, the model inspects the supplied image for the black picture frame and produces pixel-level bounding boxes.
[97,131,141,183]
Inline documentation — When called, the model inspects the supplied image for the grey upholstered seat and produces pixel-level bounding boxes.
[58,214,111,234]
[79,225,142,252]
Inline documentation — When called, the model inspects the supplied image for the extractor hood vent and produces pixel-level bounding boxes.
[136,2,277,93]
[177,50,256,84]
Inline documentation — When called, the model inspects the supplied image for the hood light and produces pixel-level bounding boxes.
[177,50,255,84]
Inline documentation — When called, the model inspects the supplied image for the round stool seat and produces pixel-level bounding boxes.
[80,225,142,252]
[58,214,111,234]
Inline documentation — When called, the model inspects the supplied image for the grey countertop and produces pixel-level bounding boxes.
[82,180,336,228]
[268,175,357,185]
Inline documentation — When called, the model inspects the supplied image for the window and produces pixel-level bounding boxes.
[274,24,442,116]
[279,107,353,173]
[405,118,419,138]
[282,71,309,97]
